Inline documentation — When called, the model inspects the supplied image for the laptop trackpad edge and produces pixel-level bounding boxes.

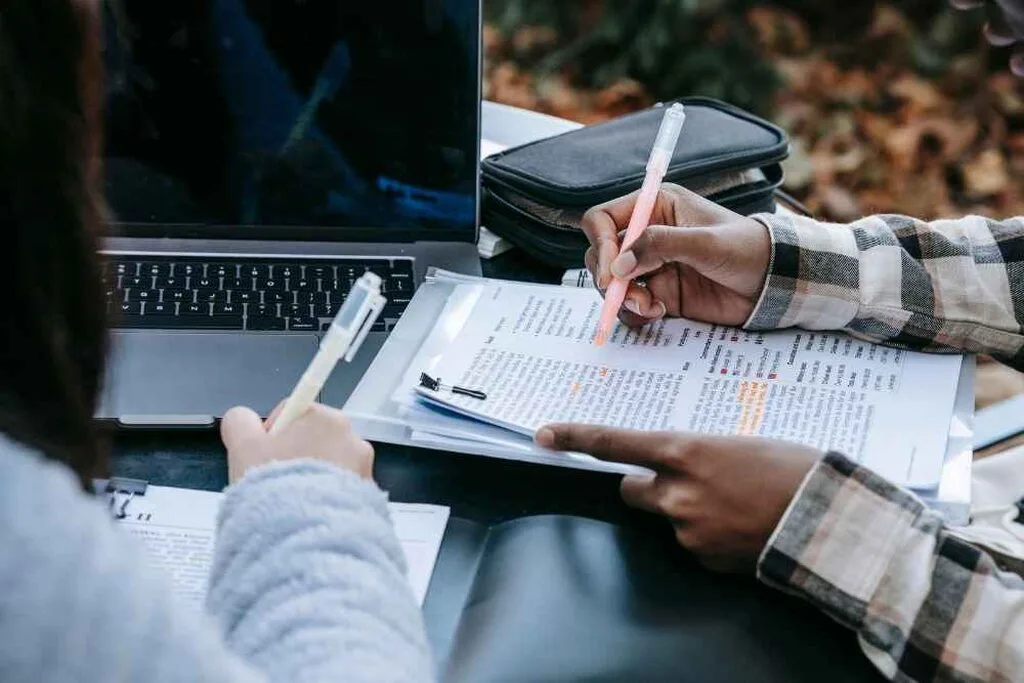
[105,332,318,424]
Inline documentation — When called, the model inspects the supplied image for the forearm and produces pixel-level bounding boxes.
[745,212,1024,370]
[759,453,1024,681]
[207,461,434,683]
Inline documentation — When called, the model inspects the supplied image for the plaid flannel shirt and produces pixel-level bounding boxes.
[746,212,1024,682]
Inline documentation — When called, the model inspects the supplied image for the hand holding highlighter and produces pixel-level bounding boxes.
[594,103,687,345]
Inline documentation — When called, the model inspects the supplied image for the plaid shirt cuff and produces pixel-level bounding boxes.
[757,452,931,629]
[744,213,862,332]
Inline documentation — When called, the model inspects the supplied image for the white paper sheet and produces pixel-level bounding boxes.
[411,281,963,489]
[115,485,449,607]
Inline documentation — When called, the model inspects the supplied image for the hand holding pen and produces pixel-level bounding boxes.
[593,104,687,345]
[581,183,772,331]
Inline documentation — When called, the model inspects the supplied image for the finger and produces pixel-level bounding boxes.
[1012,47,1024,77]
[620,474,663,514]
[660,183,742,226]
[611,225,718,280]
[949,0,984,9]
[582,198,638,289]
[535,423,680,469]
[584,247,603,294]
[621,281,665,322]
[263,400,287,431]
[221,406,265,451]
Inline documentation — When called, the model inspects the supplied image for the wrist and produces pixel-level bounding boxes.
[743,213,861,332]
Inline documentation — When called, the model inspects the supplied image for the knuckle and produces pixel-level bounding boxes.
[580,207,605,241]
[673,526,703,550]
[359,439,375,462]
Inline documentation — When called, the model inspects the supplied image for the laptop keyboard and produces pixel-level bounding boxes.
[102,256,414,332]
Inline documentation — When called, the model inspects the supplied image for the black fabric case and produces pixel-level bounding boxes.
[481,97,789,267]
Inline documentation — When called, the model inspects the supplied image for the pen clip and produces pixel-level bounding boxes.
[344,293,386,362]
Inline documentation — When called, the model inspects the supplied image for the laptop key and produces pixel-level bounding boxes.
[248,316,286,331]
[207,263,237,278]
[265,291,290,305]
[140,262,171,277]
[257,278,285,292]
[213,302,241,315]
[177,263,204,277]
[306,265,334,279]
[125,289,159,302]
[166,290,190,303]
[233,290,258,304]
[287,316,317,332]
[148,302,173,315]
[182,302,207,315]
[178,314,245,330]
[290,278,316,292]
[108,262,136,278]
[119,302,143,315]
[243,264,271,279]
[225,277,253,291]
[392,260,414,277]
[122,275,149,289]
[155,275,187,290]
[196,289,228,303]
[298,291,328,305]
[277,264,301,279]
[116,314,177,329]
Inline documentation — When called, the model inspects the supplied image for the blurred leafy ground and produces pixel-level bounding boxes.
[484,1,1023,222]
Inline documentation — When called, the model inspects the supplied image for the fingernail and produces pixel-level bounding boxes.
[651,301,667,319]
[1011,53,1024,78]
[611,251,637,278]
[535,428,556,448]
[984,22,1017,46]
[624,299,643,315]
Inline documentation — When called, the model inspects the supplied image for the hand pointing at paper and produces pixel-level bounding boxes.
[535,426,819,572]
[581,183,770,329]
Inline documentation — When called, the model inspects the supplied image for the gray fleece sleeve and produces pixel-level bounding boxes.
[206,460,434,683]
[0,440,433,683]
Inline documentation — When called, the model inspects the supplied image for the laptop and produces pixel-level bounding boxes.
[97,0,482,427]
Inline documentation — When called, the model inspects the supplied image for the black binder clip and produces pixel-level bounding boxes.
[104,478,149,520]
[419,373,487,400]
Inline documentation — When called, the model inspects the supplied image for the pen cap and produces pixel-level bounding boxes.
[334,272,383,330]
[647,103,686,173]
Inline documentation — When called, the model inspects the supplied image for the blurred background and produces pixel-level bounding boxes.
[483,0,1023,222]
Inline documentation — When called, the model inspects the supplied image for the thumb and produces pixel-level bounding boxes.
[610,225,720,279]
[221,406,266,452]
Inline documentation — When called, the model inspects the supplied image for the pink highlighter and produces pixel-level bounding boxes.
[594,103,687,345]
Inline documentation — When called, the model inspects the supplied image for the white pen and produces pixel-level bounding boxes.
[269,271,387,434]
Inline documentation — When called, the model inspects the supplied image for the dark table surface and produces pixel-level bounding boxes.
[110,250,882,682]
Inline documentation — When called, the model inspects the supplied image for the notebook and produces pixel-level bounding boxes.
[99,479,449,607]
[405,279,963,490]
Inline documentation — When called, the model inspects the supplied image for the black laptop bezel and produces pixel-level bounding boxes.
[106,1,482,246]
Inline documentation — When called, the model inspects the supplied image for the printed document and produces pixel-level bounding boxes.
[414,282,963,488]
[115,485,449,607]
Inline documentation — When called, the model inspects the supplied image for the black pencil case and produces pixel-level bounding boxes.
[481,97,789,268]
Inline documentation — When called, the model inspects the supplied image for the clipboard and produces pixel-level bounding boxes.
[344,269,975,522]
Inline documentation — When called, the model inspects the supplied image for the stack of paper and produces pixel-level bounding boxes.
[400,278,965,492]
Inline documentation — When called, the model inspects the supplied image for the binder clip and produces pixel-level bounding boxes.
[418,373,487,400]
[104,477,149,519]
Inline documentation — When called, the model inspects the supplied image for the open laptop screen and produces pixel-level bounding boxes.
[102,0,480,242]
